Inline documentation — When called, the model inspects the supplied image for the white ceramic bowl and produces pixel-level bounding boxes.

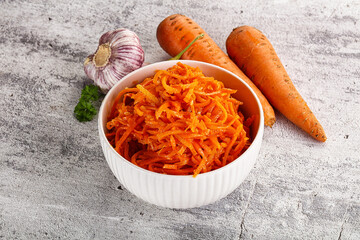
[98,60,264,209]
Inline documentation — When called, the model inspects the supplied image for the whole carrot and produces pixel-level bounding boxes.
[156,14,276,127]
[226,26,326,142]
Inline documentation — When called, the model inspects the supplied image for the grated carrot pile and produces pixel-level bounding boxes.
[106,62,253,177]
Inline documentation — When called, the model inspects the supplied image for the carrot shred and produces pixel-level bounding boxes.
[106,62,254,177]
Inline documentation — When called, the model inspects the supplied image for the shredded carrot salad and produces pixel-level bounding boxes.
[106,62,253,177]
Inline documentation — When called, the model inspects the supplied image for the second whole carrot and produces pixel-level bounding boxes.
[226,26,326,142]
[156,14,276,127]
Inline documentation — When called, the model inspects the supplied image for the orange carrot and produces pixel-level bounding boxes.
[106,62,253,177]
[156,14,276,127]
[226,26,326,142]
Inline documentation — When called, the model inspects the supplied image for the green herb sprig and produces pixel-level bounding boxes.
[74,85,100,122]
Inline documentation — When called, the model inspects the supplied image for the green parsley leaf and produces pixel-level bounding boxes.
[81,85,100,102]
[74,85,100,122]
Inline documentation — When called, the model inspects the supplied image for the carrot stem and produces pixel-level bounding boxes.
[170,33,204,60]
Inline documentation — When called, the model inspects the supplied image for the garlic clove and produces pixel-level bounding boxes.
[84,28,145,93]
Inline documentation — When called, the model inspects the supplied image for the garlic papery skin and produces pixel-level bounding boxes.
[84,28,145,93]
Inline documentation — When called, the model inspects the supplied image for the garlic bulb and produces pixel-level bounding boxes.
[84,28,145,93]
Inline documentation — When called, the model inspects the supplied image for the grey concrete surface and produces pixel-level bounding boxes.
[1,0,359,239]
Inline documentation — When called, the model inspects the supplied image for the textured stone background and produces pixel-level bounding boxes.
[1,0,359,239]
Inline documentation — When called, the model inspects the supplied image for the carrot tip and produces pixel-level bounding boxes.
[265,117,276,128]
